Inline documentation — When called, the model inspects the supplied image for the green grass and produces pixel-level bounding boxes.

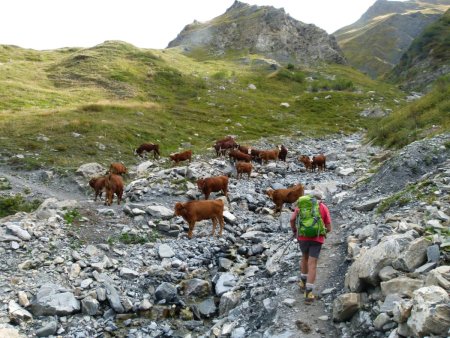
[0,194,42,218]
[367,75,450,148]
[107,230,160,245]
[63,208,81,225]
[0,41,407,170]
[376,180,439,214]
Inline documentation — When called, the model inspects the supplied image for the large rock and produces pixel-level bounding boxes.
[345,232,414,291]
[215,273,237,296]
[353,197,384,212]
[76,162,105,179]
[0,327,25,338]
[333,293,361,322]
[136,161,154,176]
[104,282,125,313]
[392,237,430,272]
[155,282,178,303]
[407,286,450,337]
[182,278,211,299]
[30,283,80,316]
[425,265,450,290]
[195,297,217,318]
[81,297,99,316]
[380,277,424,297]
[219,291,241,316]
[8,301,32,323]
[146,205,174,219]
[158,244,175,258]
[35,198,78,220]
[5,223,31,241]
[392,299,413,323]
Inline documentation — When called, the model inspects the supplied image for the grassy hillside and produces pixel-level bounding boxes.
[0,41,405,170]
[367,75,450,148]
[386,9,450,91]
[334,0,448,78]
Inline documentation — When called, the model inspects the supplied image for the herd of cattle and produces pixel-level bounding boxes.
[88,137,327,238]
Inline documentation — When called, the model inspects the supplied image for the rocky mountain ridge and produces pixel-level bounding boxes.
[386,9,450,92]
[334,0,449,78]
[0,132,449,337]
[168,1,346,65]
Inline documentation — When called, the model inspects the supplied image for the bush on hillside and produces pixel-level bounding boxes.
[0,194,41,218]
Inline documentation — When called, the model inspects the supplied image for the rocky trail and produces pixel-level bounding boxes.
[1,132,449,338]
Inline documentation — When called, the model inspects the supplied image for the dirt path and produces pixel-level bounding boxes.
[265,210,346,337]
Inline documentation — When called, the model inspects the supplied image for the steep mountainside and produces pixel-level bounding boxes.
[386,9,450,92]
[167,1,346,65]
[334,0,449,78]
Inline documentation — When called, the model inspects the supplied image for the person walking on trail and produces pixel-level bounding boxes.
[290,190,332,304]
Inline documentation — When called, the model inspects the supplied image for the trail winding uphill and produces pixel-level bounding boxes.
[1,132,449,338]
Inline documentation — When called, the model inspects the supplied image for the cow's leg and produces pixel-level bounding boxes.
[205,192,210,200]
[218,216,224,237]
[105,191,110,206]
[188,221,195,239]
[211,217,217,236]
[117,191,123,205]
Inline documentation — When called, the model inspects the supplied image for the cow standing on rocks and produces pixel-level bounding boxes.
[174,199,225,239]
[266,184,304,213]
[89,176,106,202]
[104,173,124,206]
[197,176,229,200]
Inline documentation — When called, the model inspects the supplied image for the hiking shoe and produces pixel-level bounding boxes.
[298,279,306,292]
[304,290,315,304]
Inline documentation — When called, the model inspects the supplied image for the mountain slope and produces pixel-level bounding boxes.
[368,75,450,148]
[0,40,404,170]
[386,8,450,91]
[334,0,449,78]
[168,1,345,65]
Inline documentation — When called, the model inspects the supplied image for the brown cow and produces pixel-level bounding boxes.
[109,162,127,175]
[89,176,106,201]
[312,154,326,172]
[170,150,192,165]
[266,184,304,213]
[229,149,252,163]
[259,149,280,164]
[197,175,229,200]
[236,162,253,179]
[250,148,263,163]
[214,137,238,157]
[135,143,160,159]
[174,199,225,239]
[104,173,124,206]
[299,155,313,172]
[278,145,288,162]
[238,145,251,154]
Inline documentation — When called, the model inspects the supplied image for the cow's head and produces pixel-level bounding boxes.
[174,202,185,216]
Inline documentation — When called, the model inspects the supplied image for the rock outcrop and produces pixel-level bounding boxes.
[168,1,346,65]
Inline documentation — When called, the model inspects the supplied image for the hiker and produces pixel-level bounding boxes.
[290,190,332,304]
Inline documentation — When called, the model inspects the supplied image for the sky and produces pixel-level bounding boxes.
[1,0,383,50]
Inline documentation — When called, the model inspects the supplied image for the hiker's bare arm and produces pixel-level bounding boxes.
[290,219,296,233]
[326,223,332,233]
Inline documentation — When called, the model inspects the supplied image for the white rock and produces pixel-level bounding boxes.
[158,244,175,258]
[5,223,31,241]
